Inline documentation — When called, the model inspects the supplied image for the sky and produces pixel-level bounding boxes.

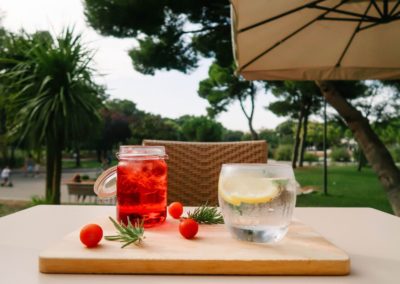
[0,0,285,132]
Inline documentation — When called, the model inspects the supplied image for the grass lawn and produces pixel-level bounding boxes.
[295,165,393,214]
[0,200,31,217]
[62,159,103,169]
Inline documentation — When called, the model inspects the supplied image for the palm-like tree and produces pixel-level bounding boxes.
[2,29,102,203]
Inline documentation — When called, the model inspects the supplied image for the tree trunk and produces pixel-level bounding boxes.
[299,108,310,167]
[45,143,54,202]
[357,146,367,172]
[46,139,62,204]
[316,81,400,216]
[96,148,102,163]
[238,83,259,140]
[292,108,304,169]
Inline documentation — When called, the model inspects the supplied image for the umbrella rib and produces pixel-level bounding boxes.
[238,0,326,33]
[359,16,400,31]
[383,0,389,16]
[321,17,376,22]
[390,1,400,16]
[371,0,384,17]
[313,5,380,21]
[336,2,373,67]
[240,0,349,72]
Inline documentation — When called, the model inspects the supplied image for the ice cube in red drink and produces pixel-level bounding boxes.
[116,158,167,227]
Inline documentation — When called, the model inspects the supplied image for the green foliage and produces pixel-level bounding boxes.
[129,114,180,144]
[129,15,198,74]
[295,166,392,214]
[274,144,293,161]
[81,175,90,180]
[268,81,322,119]
[2,29,103,145]
[30,196,53,206]
[106,99,140,117]
[198,63,258,138]
[330,147,351,162]
[180,115,223,142]
[303,152,319,163]
[222,130,244,141]
[198,63,253,114]
[0,201,31,217]
[306,121,346,150]
[389,146,400,163]
[258,128,279,150]
[84,0,232,73]
[275,120,295,145]
[1,28,103,204]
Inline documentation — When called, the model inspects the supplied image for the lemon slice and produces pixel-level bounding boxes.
[219,176,288,206]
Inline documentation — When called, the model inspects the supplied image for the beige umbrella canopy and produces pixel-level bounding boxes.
[231,0,400,215]
[231,0,400,80]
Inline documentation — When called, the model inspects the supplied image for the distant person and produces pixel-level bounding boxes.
[1,165,12,187]
[25,155,34,177]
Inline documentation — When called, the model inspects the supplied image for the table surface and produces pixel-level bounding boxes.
[1,205,399,283]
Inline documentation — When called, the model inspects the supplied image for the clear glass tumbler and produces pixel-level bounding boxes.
[218,163,297,243]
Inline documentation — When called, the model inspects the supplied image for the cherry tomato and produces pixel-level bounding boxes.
[80,224,103,248]
[168,202,183,219]
[179,218,199,239]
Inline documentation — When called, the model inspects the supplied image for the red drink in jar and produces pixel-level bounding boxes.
[117,157,167,227]
[94,146,167,227]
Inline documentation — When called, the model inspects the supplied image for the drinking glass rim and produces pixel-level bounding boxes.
[117,145,167,159]
[221,163,292,169]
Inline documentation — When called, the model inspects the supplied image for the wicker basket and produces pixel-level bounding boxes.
[142,140,268,206]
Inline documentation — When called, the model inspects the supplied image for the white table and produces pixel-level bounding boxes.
[1,205,399,283]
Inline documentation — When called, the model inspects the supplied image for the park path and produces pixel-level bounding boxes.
[0,168,98,203]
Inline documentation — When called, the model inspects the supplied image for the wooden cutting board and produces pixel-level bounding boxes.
[39,217,350,275]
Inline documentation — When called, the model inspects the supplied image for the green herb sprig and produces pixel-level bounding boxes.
[104,217,145,248]
[186,203,224,224]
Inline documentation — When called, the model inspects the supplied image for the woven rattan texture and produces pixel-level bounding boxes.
[143,140,268,206]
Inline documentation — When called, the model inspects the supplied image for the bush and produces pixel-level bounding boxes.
[81,175,90,180]
[303,152,319,163]
[330,147,351,162]
[274,145,293,161]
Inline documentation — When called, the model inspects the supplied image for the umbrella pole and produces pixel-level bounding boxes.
[323,98,328,195]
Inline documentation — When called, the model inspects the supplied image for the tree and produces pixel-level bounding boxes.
[222,129,244,141]
[317,81,400,215]
[178,115,224,142]
[1,29,102,204]
[268,82,322,168]
[129,113,181,144]
[198,63,259,139]
[84,0,232,73]
[275,120,295,145]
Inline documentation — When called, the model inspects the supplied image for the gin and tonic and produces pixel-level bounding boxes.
[218,163,297,243]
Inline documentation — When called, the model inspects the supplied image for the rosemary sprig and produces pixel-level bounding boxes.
[186,203,224,224]
[104,217,145,248]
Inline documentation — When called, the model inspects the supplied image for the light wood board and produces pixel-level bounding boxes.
[39,217,350,275]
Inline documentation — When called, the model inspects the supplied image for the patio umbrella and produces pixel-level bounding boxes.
[231,0,400,81]
[231,0,400,203]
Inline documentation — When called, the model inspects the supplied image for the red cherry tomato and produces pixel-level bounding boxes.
[179,218,199,239]
[80,224,103,248]
[168,202,183,219]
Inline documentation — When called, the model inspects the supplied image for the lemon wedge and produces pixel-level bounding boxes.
[219,176,288,206]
